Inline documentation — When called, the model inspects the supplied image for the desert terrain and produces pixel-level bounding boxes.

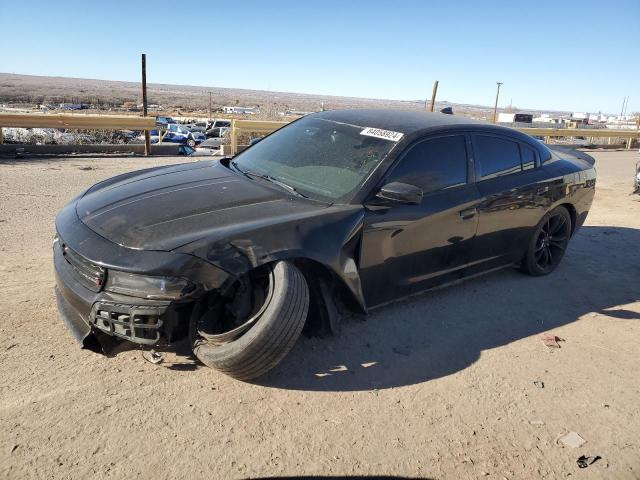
[0,73,560,120]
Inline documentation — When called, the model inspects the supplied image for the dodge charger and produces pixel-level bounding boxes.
[54,109,596,380]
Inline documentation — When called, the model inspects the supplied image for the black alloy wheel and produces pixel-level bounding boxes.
[521,206,572,276]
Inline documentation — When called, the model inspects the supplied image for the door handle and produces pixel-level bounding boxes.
[459,207,477,220]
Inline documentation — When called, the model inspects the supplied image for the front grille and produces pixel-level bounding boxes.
[91,302,165,344]
[61,243,105,292]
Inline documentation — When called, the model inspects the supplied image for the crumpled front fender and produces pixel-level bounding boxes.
[175,205,368,312]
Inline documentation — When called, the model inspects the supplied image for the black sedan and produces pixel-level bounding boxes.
[54,109,596,380]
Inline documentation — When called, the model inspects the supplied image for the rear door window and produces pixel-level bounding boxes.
[388,135,468,194]
[474,135,522,179]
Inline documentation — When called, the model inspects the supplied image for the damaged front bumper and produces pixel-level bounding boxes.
[53,202,230,353]
[54,238,186,352]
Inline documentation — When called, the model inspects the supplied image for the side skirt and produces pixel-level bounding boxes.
[367,263,514,313]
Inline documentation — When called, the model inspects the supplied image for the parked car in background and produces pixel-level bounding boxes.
[53,109,595,380]
[206,119,231,138]
[152,123,206,147]
[156,116,177,127]
[497,113,534,123]
[186,121,208,133]
[194,137,224,154]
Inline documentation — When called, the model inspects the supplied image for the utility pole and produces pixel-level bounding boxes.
[493,82,503,123]
[429,80,439,112]
[209,92,212,121]
[141,53,151,156]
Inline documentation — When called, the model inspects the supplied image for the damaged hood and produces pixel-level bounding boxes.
[76,161,328,251]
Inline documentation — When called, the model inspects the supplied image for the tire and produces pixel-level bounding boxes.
[192,261,309,380]
[186,138,196,147]
[521,206,572,276]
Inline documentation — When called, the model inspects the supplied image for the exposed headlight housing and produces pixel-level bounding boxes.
[104,271,196,300]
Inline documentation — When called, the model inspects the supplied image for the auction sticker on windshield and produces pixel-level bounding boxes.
[360,127,404,142]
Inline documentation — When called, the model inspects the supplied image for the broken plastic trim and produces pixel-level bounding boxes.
[577,455,601,468]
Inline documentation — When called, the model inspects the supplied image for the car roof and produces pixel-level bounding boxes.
[312,108,483,135]
[309,108,551,161]
[311,108,544,138]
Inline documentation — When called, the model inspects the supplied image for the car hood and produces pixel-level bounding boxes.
[76,161,327,251]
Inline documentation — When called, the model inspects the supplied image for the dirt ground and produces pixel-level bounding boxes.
[0,150,638,480]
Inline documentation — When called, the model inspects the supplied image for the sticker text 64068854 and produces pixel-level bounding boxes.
[360,127,404,142]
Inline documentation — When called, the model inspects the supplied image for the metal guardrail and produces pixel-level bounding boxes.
[0,113,156,130]
[513,127,639,149]
[501,122,637,130]
[513,127,639,138]
[2,114,637,150]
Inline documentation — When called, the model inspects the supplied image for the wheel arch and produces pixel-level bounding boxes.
[234,254,366,316]
[293,257,366,312]
[193,256,366,341]
[557,202,577,235]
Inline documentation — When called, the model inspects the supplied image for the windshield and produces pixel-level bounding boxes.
[230,117,400,202]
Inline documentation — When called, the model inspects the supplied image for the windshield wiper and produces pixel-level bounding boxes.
[250,172,309,198]
[230,160,246,175]
[233,164,308,198]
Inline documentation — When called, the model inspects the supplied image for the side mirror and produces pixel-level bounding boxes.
[375,182,423,205]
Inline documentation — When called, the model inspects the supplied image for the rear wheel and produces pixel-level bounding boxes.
[521,206,572,276]
[186,138,196,147]
[191,261,309,380]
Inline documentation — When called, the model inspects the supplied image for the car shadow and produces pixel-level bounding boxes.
[254,225,640,391]
[242,477,432,480]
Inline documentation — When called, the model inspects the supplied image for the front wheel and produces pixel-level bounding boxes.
[521,206,572,276]
[191,261,309,380]
[186,138,196,147]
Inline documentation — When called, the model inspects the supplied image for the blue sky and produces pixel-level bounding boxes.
[1,0,638,113]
